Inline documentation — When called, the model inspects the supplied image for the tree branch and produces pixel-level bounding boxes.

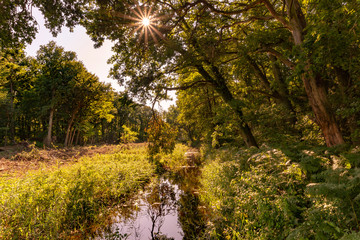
[199,0,263,15]
[256,47,295,69]
[161,80,208,91]
[261,0,292,30]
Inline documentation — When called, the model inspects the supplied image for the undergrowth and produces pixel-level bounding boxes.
[200,144,360,239]
[0,145,154,239]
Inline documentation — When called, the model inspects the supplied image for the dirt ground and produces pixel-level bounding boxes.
[0,143,143,178]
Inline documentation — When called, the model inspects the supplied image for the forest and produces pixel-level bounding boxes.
[1,0,360,239]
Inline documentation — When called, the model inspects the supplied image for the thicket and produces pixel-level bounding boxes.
[200,144,360,239]
[0,145,154,239]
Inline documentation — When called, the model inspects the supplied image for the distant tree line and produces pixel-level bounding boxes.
[0,42,153,146]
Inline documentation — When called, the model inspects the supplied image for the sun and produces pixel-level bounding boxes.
[112,3,169,46]
[142,17,150,27]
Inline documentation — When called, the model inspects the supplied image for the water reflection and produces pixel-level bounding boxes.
[96,165,206,240]
[171,167,206,240]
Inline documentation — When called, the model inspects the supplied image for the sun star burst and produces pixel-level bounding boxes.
[142,17,150,27]
[113,3,169,47]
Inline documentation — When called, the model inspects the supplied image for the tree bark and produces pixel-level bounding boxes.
[64,119,74,147]
[70,128,76,146]
[303,72,345,146]
[64,104,80,146]
[75,129,80,145]
[44,107,54,146]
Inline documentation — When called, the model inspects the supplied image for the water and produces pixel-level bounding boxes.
[96,166,206,240]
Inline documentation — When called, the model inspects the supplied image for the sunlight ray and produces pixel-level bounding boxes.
[112,1,171,47]
[136,5,145,19]
[130,24,143,36]
[145,27,148,46]
[149,27,159,44]
[149,25,165,40]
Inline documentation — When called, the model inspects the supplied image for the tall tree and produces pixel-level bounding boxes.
[35,41,78,146]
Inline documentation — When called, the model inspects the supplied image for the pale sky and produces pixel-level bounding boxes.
[25,9,175,111]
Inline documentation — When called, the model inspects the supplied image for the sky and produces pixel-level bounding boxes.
[25,9,175,111]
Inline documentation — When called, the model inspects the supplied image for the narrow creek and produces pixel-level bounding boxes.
[95,155,206,240]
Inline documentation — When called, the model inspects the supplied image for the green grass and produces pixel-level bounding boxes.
[0,145,155,239]
[152,143,190,171]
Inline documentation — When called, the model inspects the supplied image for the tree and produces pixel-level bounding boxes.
[2,0,360,147]
[0,48,32,143]
[61,68,114,146]
[81,0,360,147]
[146,114,178,155]
[120,125,138,144]
[35,41,78,146]
[190,0,359,146]
[0,0,87,48]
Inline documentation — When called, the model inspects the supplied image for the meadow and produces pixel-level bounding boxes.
[0,144,155,239]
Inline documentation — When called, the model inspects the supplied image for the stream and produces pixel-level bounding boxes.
[95,164,206,240]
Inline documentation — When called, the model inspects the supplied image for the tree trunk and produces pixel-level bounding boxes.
[70,128,76,146]
[286,0,344,146]
[303,72,345,146]
[64,105,80,146]
[64,120,73,147]
[196,64,258,148]
[75,130,80,145]
[264,0,345,146]
[9,78,15,143]
[64,117,74,147]
[44,107,54,146]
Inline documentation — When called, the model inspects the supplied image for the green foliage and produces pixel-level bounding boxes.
[151,144,189,171]
[0,0,86,47]
[146,115,178,156]
[120,124,138,144]
[0,145,154,239]
[200,145,360,239]
[201,146,306,239]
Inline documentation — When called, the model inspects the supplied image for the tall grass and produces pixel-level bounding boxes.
[151,144,195,171]
[0,145,154,239]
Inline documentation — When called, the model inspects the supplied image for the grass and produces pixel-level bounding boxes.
[0,144,155,239]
